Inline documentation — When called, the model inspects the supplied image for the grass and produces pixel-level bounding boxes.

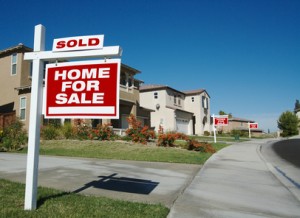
[191,135,249,142]
[0,179,169,218]
[17,140,229,165]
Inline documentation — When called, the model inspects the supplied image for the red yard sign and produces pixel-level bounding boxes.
[214,115,228,126]
[44,59,120,118]
[249,123,258,129]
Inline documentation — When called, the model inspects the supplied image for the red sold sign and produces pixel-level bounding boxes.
[214,115,228,126]
[249,123,258,129]
[52,35,104,52]
[45,59,120,118]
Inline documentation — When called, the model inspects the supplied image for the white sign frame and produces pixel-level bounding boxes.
[24,24,121,211]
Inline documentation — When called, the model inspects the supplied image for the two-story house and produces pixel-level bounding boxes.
[0,44,32,129]
[0,44,151,133]
[139,85,211,135]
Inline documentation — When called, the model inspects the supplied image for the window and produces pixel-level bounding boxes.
[11,53,17,75]
[20,97,26,120]
[128,75,133,87]
[178,95,181,106]
[192,97,194,102]
[154,92,158,99]
[174,94,177,104]
[202,96,208,109]
[120,72,126,86]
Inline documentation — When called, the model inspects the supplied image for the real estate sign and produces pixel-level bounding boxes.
[213,115,229,126]
[249,123,258,129]
[45,59,120,118]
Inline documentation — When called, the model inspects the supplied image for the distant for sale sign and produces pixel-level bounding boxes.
[214,115,229,126]
[45,59,120,118]
[249,123,258,129]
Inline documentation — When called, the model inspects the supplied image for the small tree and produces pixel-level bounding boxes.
[277,111,299,137]
[219,110,232,118]
[126,114,155,144]
[295,99,300,111]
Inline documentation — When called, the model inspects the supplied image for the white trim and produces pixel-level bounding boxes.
[48,106,115,114]
[24,46,122,61]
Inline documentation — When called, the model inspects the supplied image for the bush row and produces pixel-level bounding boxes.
[1,115,215,154]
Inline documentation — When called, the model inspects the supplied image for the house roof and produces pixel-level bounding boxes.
[183,89,210,98]
[229,117,255,123]
[166,105,194,115]
[121,63,141,74]
[140,84,186,95]
[140,84,209,97]
[0,44,32,58]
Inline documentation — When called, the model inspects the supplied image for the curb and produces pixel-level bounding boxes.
[256,141,300,202]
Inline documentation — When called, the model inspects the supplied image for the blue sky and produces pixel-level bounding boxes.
[1,0,299,132]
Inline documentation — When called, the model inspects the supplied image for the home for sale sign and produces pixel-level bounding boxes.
[45,59,120,118]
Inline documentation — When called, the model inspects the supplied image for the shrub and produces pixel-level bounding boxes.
[187,139,216,153]
[0,128,3,143]
[157,132,188,147]
[73,119,91,140]
[62,122,75,139]
[89,123,115,140]
[204,131,210,136]
[231,129,241,137]
[125,114,155,144]
[41,125,60,140]
[1,119,27,151]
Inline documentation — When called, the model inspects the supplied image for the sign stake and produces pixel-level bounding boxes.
[24,24,45,210]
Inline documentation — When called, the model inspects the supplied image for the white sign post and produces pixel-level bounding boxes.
[212,114,229,143]
[24,24,45,210]
[24,24,122,210]
[248,123,258,138]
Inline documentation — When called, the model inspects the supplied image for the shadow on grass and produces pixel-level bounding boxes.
[37,191,70,208]
[37,173,159,208]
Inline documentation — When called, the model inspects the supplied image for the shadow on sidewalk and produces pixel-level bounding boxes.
[73,173,159,195]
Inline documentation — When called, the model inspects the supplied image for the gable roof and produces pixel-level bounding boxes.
[0,44,32,58]
[140,84,185,95]
[229,117,255,123]
[183,89,210,98]
[121,63,141,74]
[140,84,209,97]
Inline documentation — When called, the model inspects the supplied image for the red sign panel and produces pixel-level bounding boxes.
[45,59,120,118]
[249,123,258,129]
[214,115,228,126]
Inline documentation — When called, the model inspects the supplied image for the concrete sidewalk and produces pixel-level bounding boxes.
[0,153,200,208]
[168,139,300,218]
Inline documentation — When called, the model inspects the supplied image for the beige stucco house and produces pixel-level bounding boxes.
[221,117,263,136]
[0,44,150,133]
[0,44,32,130]
[139,85,211,135]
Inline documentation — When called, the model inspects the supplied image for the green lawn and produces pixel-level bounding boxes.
[0,179,169,218]
[18,140,229,165]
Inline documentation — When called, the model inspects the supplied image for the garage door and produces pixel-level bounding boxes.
[176,118,189,134]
